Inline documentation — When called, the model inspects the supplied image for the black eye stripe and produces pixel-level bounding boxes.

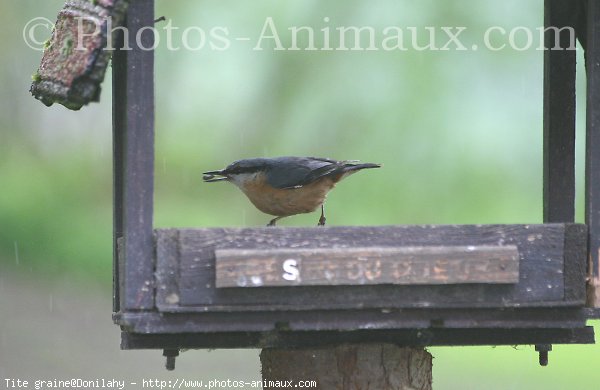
[225,163,268,174]
[226,167,250,174]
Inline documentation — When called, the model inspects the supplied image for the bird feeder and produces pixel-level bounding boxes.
[32,0,600,370]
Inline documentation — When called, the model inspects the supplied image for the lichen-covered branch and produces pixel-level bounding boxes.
[30,0,129,110]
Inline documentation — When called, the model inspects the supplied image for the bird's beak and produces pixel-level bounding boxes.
[203,170,229,182]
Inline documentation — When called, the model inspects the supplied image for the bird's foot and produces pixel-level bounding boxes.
[318,204,326,226]
[318,215,326,226]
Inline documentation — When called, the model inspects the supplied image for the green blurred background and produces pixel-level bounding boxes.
[1,0,599,388]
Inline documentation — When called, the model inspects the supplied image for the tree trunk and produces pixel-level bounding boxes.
[260,344,432,390]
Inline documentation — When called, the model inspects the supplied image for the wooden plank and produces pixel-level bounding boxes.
[563,224,587,302]
[155,229,180,307]
[586,0,600,306]
[120,327,595,350]
[153,224,584,312]
[115,308,590,334]
[112,10,126,313]
[543,0,577,223]
[215,246,519,288]
[112,0,155,311]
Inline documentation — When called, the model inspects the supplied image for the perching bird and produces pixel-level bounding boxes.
[203,156,381,226]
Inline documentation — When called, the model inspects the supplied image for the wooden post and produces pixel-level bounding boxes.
[586,0,600,306]
[542,0,577,224]
[261,344,432,390]
[112,0,155,311]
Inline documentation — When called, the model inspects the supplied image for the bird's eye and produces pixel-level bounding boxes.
[226,164,239,173]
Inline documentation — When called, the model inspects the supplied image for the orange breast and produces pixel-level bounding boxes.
[240,175,338,217]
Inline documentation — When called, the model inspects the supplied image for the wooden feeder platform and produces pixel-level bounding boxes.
[100,0,600,357]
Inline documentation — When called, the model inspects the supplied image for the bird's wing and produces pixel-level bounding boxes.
[266,157,343,189]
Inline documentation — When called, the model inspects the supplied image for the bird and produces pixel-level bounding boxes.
[203,156,381,226]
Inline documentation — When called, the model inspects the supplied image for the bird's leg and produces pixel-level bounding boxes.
[318,204,326,226]
[267,216,281,227]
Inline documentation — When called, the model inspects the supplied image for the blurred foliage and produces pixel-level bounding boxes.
[0,1,598,388]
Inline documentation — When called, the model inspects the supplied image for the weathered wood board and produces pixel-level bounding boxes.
[115,306,591,334]
[214,246,519,288]
[119,326,595,349]
[153,224,587,312]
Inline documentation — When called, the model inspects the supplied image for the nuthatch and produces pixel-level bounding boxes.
[203,156,381,226]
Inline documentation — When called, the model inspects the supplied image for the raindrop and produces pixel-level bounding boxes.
[14,242,19,265]
[251,275,263,286]
[237,275,248,287]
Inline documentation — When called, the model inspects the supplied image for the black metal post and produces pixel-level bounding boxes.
[112,0,155,311]
[543,0,577,224]
[586,0,600,306]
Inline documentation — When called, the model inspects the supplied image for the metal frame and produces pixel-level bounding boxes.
[112,0,599,354]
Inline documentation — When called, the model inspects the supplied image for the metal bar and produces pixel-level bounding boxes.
[543,0,577,223]
[586,0,600,306]
[112,0,155,311]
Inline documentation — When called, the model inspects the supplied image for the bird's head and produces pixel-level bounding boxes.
[203,158,270,186]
